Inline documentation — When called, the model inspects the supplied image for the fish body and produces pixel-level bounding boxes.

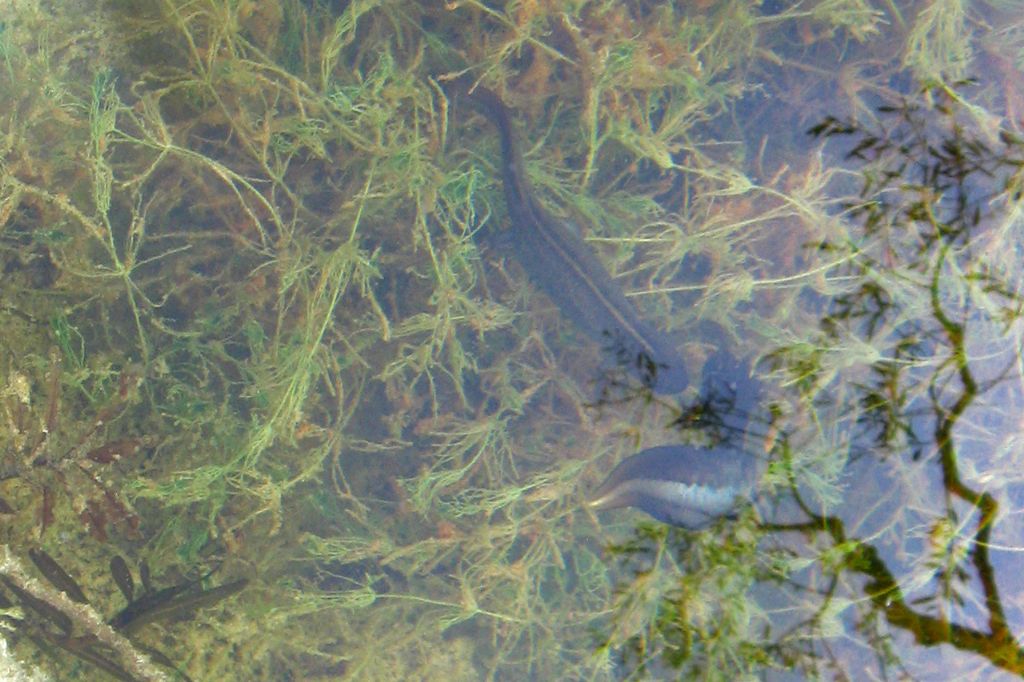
[588,445,754,528]
[454,83,688,394]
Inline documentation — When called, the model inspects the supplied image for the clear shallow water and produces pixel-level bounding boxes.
[0,1,1022,679]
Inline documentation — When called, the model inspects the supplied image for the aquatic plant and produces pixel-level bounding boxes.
[771,82,1024,676]
[0,0,1019,679]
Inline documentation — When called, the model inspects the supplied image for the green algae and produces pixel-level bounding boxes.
[0,0,1020,679]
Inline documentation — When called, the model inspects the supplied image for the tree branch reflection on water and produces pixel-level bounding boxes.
[597,84,1024,679]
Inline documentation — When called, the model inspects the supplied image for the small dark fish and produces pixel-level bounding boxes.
[111,576,249,634]
[110,579,197,633]
[449,79,688,394]
[1,577,73,634]
[28,548,88,604]
[588,445,755,528]
[139,559,152,594]
[110,555,135,602]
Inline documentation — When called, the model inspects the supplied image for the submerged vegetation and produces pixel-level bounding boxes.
[0,0,1022,678]
[603,82,1024,679]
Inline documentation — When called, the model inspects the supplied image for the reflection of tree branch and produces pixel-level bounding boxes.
[928,247,1008,646]
[768,513,1024,673]
[772,282,1022,672]
[784,86,1024,674]
[600,82,1024,680]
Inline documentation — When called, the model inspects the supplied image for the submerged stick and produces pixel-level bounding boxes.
[0,545,168,682]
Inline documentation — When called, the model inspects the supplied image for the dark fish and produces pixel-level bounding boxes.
[110,555,135,602]
[111,576,249,634]
[1,577,73,634]
[451,80,688,394]
[588,445,754,528]
[139,559,152,594]
[110,579,197,632]
[28,547,88,604]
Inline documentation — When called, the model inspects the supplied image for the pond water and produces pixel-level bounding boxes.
[0,0,1022,679]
